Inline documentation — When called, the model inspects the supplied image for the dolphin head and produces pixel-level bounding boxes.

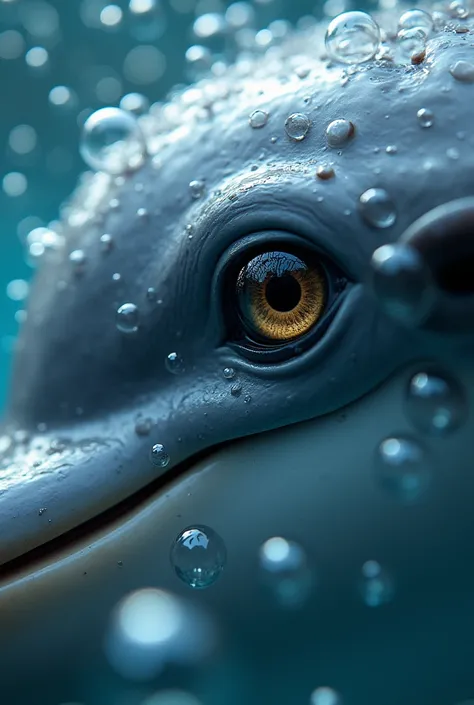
[1,5,474,703]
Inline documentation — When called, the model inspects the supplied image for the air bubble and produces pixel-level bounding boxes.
[189,179,205,199]
[417,108,434,128]
[375,436,430,503]
[360,560,394,607]
[100,233,113,251]
[285,113,311,141]
[310,688,343,705]
[359,188,396,228]
[325,11,381,65]
[119,92,150,116]
[316,164,335,180]
[370,244,436,326]
[406,370,467,435]
[150,443,170,468]
[185,45,213,80]
[69,249,86,274]
[398,9,433,35]
[249,109,269,128]
[116,303,139,334]
[135,417,154,436]
[170,525,226,589]
[223,367,235,379]
[80,107,146,174]
[259,536,313,608]
[397,28,426,60]
[325,119,355,147]
[166,352,185,374]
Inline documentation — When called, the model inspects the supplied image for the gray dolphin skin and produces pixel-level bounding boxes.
[1,3,474,704]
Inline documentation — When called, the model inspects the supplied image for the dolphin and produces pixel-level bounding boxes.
[0,4,474,704]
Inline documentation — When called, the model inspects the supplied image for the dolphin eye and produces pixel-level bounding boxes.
[236,251,327,343]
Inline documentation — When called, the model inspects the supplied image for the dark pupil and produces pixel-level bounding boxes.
[265,274,302,312]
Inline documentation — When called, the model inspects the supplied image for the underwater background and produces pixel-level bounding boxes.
[0,0,392,409]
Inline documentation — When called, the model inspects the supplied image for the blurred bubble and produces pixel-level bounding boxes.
[193,12,227,39]
[128,0,166,41]
[19,1,60,40]
[80,0,109,28]
[105,588,216,681]
[259,536,314,608]
[25,45,49,68]
[375,435,430,503]
[310,687,343,705]
[26,226,64,262]
[100,3,123,27]
[95,75,123,102]
[359,559,394,607]
[6,279,29,302]
[123,45,166,85]
[3,172,27,197]
[120,92,150,115]
[8,125,37,155]
[48,85,76,108]
[0,30,25,59]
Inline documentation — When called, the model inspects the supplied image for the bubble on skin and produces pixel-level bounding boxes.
[223,367,236,379]
[285,112,311,141]
[116,303,139,334]
[359,188,396,229]
[325,119,355,147]
[249,109,269,128]
[417,108,434,128]
[450,60,474,83]
[316,164,335,180]
[105,587,215,681]
[398,8,433,35]
[170,525,227,589]
[360,559,394,607]
[397,27,427,60]
[135,417,154,436]
[189,179,206,199]
[231,383,242,396]
[259,536,313,608]
[375,436,430,503]
[80,107,146,175]
[166,352,185,374]
[310,687,343,705]
[325,11,381,65]
[406,370,468,436]
[370,244,436,326]
[150,443,170,468]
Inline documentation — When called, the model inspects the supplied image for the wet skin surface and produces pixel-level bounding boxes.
[0,8,474,704]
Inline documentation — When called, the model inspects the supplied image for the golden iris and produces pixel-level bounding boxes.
[236,251,327,342]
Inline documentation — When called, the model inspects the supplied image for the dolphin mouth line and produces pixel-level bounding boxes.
[0,440,227,585]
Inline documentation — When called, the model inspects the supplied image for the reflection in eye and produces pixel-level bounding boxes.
[236,251,327,343]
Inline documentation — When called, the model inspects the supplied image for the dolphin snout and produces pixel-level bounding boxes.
[369,198,474,333]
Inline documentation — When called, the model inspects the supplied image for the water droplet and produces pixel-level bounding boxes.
[189,179,205,199]
[375,436,430,503]
[223,367,235,379]
[80,107,146,174]
[325,11,381,65]
[284,113,311,141]
[406,370,467,435]
[359,188,396,228]
[259,536,313,608]
[310,687,343,705]
[249,109,269,128]
[69,249,86,274]
[360,560,394,606]
[417,108,434,128]
[116,303,139,334]
[325,119,355,147]
[166,352,185,375]
[370,244,436,326]
[230,383,242,396]
[170,525,226,589]
[135,417,154,436]
[150,443,170,468]
[100,233,114,251]
[398,9,433,35]
[450,60,474,83]
[397,27,426,60]
[316,164,335,180]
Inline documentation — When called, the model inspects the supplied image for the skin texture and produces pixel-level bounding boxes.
[0,5,474,703]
